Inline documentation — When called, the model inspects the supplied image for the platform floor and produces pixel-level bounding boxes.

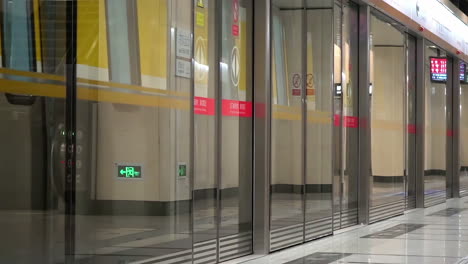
[235,197,468,264]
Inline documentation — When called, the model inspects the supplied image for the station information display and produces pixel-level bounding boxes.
[430,57,447,83]
[461,62,467,83]
[430,58,468,83]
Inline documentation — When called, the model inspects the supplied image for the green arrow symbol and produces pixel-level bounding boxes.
[120,169,126,175]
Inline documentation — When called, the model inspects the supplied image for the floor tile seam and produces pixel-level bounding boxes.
[405,231,468,235]
[363,237,468,242]
[327,252,463,259]
[418,227,468,230]
[381,220,468,226]
[334,262,400,264]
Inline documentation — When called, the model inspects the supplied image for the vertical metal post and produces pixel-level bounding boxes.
[189,0,195,262]
[65,0,77,262]
[406,34,418,208]
[357,4,370,225]
[452,58,461,198]
[447,57,455,198]
[215,0,222,262]
[253,0,271,255]
[415,38,426,208]
[301,0,307,241]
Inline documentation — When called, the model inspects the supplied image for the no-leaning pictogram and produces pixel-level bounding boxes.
[307,73,314,88]
[292,73,301,88]
[231,46,240,87]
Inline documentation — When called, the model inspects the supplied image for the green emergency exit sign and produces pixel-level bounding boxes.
[178,163,187,178]
[117,165,142,179]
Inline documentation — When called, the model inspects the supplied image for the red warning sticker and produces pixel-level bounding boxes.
[194,96,215,115]
[222,99,252,117]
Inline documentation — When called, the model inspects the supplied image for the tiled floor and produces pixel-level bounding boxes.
[238,197,468,264]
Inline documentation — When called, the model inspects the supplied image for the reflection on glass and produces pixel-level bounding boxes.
[460,61,468,196]
[304,7,334,240]
[270,0,305,251]
[369,15,406,222]
[338,1,359,229]
[74,0,192,263]
[270,0,334,248]
[424,43,447,207]
[332,2,343,231]
[218,0,254,261]
[193,0,217,256]
[0,0,66,262]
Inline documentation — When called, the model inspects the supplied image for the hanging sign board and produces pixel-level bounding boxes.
[430,57,447,83]
[461,62,467,83]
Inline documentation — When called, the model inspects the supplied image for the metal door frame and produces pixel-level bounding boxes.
[357,2,371,225]
[333,0,344,230]
[265,0,336,252]
[366,9,416,220]
[406,33,418,209]
[453,59,461,198]
[253,0,272,255]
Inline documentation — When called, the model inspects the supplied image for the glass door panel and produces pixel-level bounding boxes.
[270,0,334,250]
[193,0,254,262]
[219,0,254,261]
[193,0,218,262]
[369,14,406,223]
[424,43,447,207]
[335,0,359,230]
[0,1,66,262]
[270,1,305,251]
[304,6,334,241]
[75,1,193,263]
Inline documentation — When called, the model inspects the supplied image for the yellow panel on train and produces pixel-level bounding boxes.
[137,0,167,87]
[77,0,108,69]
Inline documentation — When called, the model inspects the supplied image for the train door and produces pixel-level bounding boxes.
[333,0,359,230]
[269,0,334,251]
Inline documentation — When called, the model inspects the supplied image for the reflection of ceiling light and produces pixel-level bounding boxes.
[429,45,437,48]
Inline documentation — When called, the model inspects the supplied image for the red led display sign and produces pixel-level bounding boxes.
[430,57,447,82]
